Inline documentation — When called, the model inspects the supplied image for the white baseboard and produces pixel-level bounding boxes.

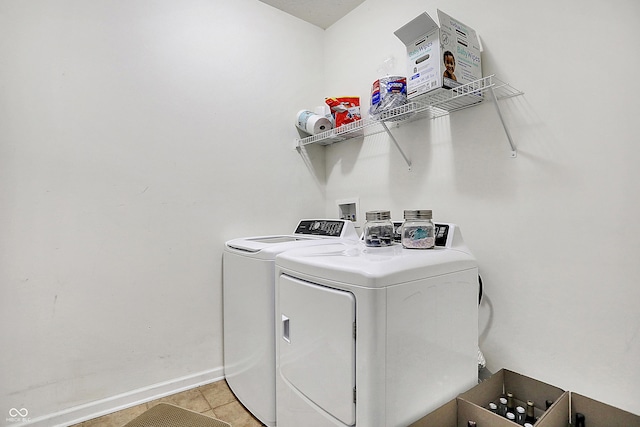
[23,368,225,427]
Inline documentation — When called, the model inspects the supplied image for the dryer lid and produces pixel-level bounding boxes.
[276,242,477,288]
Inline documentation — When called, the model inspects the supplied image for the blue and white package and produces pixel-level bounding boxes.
[369,76,408,121]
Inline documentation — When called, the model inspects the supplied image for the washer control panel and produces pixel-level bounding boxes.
[295,220,346,237]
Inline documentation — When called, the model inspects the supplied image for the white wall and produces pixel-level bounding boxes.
[3,0,640,423]
[0,0,325,424]
[322,0,640,416]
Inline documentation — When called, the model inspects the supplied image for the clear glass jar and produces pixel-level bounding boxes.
[401,209,435,249]
[363,211,394,247]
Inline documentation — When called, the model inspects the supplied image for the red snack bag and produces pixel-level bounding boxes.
[325,97,361,128]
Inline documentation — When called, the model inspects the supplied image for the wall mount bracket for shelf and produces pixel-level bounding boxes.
[380,121,411,169]
[488,85,517,157]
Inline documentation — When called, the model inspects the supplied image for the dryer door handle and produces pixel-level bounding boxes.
[282,315,290,343]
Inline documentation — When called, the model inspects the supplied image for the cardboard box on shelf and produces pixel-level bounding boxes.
[394,10,482,103]
[410,397,515,427]
[458,369,566,424]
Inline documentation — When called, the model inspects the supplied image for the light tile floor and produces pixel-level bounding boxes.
[70,379,264,427]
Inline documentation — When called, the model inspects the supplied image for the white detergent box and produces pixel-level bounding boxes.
[394,10,482,100]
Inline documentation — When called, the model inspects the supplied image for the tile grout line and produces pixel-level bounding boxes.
[198,388,213,414]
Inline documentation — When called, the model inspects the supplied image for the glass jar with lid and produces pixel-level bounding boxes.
[363,210,394,247]
[401,209,435,249]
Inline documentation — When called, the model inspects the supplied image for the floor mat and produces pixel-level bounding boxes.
[123,403,231,427]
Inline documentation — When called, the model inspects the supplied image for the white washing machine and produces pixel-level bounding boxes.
[223,219,359,427]
[274,223,479,427]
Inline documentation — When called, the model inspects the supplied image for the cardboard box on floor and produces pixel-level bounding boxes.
[535,392,570,427]
[536,391,640,427]
[457,368,566,423]
[412,369,640,427]
[568,393,640,427]
[394,10,482,101]
[409,397,515,427]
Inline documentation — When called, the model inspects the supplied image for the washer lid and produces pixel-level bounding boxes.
[226,235,322,253]
[224,220,359,257]
[276,242,477,288]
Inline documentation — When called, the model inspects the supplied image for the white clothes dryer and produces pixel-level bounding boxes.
[223,219,359,427]
[274,223,479,427]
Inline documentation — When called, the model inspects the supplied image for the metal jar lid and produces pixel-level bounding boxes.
[365,210,391,221]
[403,209,432,220]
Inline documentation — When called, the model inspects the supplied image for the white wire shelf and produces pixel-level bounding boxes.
[295,75,523,158]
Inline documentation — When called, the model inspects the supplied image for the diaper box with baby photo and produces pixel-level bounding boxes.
[395,10,482,100]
